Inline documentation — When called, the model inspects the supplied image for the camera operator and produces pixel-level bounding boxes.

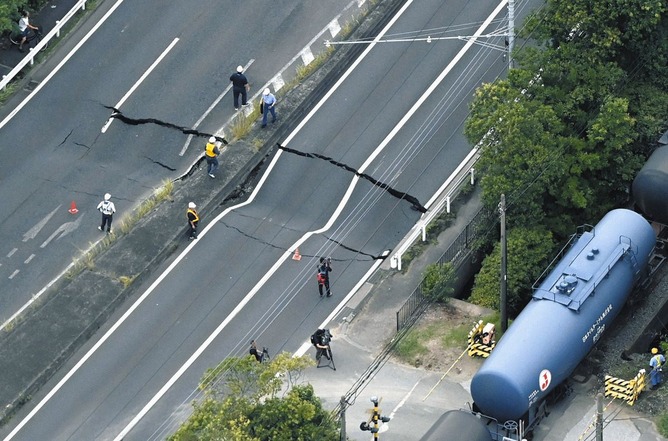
[312,329,332,361]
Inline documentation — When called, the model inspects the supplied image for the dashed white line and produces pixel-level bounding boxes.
[24,254,36,264]
[6,248,18,258]
[8,270,19,280]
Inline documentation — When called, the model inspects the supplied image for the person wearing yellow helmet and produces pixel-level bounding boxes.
[650,347,666,390]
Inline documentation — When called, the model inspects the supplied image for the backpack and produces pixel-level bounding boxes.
[316,273,326,284]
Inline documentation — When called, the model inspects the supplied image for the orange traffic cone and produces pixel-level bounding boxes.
[68,201,79,214]
[292,248,302,261]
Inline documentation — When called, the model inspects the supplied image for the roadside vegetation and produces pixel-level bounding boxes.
[170,354,339,441]
[465,0,667,315]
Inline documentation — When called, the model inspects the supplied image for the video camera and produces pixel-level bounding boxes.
[311,328,332,346]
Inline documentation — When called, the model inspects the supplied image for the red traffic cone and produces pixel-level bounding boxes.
[292,248,302,261]
[68,201,79,214]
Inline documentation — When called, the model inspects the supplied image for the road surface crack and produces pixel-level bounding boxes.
[278,143,427,213]
[144,156,177,171]
[103,106,228,145]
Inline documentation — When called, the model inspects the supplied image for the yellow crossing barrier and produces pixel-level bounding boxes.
[467,320,496,358]
[604,369,646,405]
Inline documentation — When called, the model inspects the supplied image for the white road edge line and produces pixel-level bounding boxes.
[101,38,180,133]
[0,0,127,132]
[4,0,506,438]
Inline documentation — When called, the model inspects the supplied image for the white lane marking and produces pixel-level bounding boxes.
[389,380,420,421]
[24,254,36,264]
[6,248,18,258]
[101,38,180,133]
[0,0,128,132]
[23,205,62,242]
[178,59,254,156]
[295,258,385,357]
[40,214,85,248]
[113,0,419,438]
[5,0,506,438]
[8,270,19,280]
[328,19,341,38]
[301,47,315,65]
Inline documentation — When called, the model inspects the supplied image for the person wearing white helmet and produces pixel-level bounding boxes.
[204,136,220,178]
[650,347,666,390]
[186,202,199,240]
[96,193,116,234]
[229,65,250,110]
[260,88,277,128]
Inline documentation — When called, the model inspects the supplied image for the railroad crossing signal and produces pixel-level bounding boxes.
[360,396,390,439]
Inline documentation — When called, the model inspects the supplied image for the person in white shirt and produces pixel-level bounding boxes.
[261,88,277,128]
[18,11,39,52]
[96,193,116,234]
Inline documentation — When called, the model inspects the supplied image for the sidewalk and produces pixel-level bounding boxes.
[0,0,81,78]
[304,191,666,440]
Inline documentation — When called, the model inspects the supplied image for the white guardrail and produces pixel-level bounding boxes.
[390,146,481,271]
[0,0,88,90]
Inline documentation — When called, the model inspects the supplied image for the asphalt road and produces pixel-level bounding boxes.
[0,0,360,326]
[0,0,543,439]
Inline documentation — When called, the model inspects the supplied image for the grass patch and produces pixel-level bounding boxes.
[119,274,137,288]
[294,47,334,82]
[658,413,668,438]
[393,325,434,362]
[0,82,20,105]
[229,105,261,140]
[120,180,174,234]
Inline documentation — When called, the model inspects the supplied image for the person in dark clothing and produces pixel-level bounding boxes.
[229,65,250,110]
[312,329,332,361]
[249,340,262,362]
[317,257,332,297]
[187,202,199,240]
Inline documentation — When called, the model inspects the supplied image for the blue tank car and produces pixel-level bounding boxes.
[470,209,655,423]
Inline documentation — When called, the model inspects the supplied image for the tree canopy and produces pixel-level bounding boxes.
[465,0,666,315]
[170,353,339,441]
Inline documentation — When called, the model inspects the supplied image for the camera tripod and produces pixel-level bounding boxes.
[316,346,336,371]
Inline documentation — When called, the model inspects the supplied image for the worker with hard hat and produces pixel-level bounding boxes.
[204,136,220,178]
[96,193,116,234]
[649,347,666,390]
[229,65,250,110]
[186,202,199,240]
[260,88,277,128]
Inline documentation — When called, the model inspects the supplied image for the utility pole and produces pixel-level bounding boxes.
[339,396,347,441]
[507,0,515,70]
[499,194,508,332]
[596,393,603,441]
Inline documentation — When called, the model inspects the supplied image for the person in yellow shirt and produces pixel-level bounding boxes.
[204,136,220,178]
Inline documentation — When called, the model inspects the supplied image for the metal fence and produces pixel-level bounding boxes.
[0,0,88,91]
[395,205,495,332]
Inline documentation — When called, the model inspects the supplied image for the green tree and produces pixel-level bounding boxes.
[469,226,555,316]
[421,262,456,303]
[171,353,339,441]
[0,0,26,34]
